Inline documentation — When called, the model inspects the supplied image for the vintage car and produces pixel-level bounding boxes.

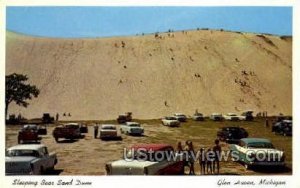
[240,110,254,121]
[52,123,81,142]
[37,125,47,135]
[161,116,180,127]
[223,113,240,121]
[79,124,88,133]
[21,124,47,135]
[42,113,54,124]
[210,113,223,121]
[192,113,204,121]
[105,144,185,175]
[5,144,57,175]
[272,120,292,136]
[120,122,144,136]
[230,138,285,170]
[217,127,248,143]
[18,125,40,144]
[117,112,132,124]
[100,124,118,140]
[173,113,187,122]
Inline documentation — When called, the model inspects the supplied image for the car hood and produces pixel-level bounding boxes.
[164,120,178,123]
[101,129,117,132]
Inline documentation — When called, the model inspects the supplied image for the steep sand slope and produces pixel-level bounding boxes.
[6,30,292,120]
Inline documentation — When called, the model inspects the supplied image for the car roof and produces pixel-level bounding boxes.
[241,138,271,144]
[126,122,139,124]
[8,144,45,150]
[282,120,292,123]
[65,123,79,125]
[101,124,116,128]
[130,144,173,151]
[211,113,222,115]
[174,113,185,115]
[227,113,237,115]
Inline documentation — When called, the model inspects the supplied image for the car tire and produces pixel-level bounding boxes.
[40,166,44,175]
[244,163,251,170]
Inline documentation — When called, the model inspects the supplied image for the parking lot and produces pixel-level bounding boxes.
[5,118,292,175]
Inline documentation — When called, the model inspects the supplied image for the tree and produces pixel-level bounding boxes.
[5,73,40,119]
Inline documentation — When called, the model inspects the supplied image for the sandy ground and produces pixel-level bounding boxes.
[6,30,292,120]
[5,119,292,175]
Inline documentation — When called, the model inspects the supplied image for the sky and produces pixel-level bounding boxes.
[6,6,292,38]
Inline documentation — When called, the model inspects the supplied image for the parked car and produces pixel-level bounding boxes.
[230,138,285,170]
[21,124,47,135]
[210,113,223,121]
[120,122,144,136]
[161,116,180,127]
[192,113,204,121]
[18,126,40,144]
[100,124,118,140]
[42,113,54,124]
[52,123,81,142]
[117,112,132,124]
[272,120,292,136]
[37,125,47,135]
[217,127,248,143]
[240,110,254,121]
[173,113,187,122]
[5,144,57,175]
[105,144,185,175]
[223,113,240,121]
[79,124,88,133]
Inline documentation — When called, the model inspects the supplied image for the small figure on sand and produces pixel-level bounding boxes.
[56,113,59,121]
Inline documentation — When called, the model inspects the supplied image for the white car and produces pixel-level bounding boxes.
[162,116,180,127]
[173,113,187,122]
[5,144,57,175]
[120,122,144,135]
[105,144,184,175]
[192,113,204,121]
[210,113,223,121]
[100,124,118,139]
[230,138,285,170]
[223,113,240,121]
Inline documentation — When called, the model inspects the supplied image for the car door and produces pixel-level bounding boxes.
[40,147,51,169]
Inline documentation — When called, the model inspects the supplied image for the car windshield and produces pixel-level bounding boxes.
[6,149,39,157]
[247,142,274,149]
[166,117,176,120]
[103,126,116,130]
[129,124,140,127]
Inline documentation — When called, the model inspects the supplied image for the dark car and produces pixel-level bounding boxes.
[217,127,248,143]
[272,120,292,136]
[117,112,132,124]
[52,123,81,142]
[37,125,47,135]
[18,129,40,144]
[79,124,88,133]
[241,111,254,121]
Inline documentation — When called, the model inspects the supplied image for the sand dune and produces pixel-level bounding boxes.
[6,30,292,120]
